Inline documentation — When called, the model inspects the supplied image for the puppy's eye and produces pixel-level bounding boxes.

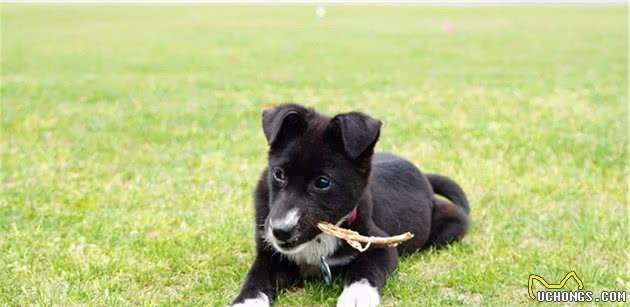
[273,168,284,181]
[314,176,331,189]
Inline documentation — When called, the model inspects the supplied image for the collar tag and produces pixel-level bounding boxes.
[319,256,332,285]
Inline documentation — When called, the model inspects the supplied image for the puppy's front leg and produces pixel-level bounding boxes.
[337,247,399,307]
[230,250,297,307]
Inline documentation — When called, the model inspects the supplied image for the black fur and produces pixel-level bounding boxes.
[231,104,470,306]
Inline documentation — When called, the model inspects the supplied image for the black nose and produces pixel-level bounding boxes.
[272,225,294,242]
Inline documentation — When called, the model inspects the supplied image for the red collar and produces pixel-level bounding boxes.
[349,209,357,224]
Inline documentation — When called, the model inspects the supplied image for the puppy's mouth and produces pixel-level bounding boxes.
[265,224,315,254]
[277,240,300,250]
[269,238,309,255]
[265,210,356,255]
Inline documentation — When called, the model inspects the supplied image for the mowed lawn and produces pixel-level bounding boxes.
[1,5,627,306]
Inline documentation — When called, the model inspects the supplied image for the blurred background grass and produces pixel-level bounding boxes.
[0,5,627,306]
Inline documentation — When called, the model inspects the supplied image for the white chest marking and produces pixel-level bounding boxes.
[336,279,380,307]
[287,233,340,267]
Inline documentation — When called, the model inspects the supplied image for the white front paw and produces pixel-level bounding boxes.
[229,292,270,307]
[336,279,380,307]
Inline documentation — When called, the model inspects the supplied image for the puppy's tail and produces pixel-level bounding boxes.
[426,173,470,215]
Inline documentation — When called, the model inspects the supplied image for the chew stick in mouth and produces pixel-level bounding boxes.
[317,222,414,252]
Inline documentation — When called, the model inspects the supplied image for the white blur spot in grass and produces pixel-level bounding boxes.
[316,6,326,18]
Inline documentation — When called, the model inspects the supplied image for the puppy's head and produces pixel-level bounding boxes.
[261,103,381,254]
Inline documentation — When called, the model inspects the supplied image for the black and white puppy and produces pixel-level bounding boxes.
[230,104,470,307]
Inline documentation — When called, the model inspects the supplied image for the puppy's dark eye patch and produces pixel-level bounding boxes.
[314,176,331,189]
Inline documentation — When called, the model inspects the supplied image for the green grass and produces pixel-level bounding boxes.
[1,4,627,306]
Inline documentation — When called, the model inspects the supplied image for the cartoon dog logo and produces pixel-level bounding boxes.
[528,271,584,300]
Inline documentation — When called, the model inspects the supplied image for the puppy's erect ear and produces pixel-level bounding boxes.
[262,104,306,146]
[332,112,382,159]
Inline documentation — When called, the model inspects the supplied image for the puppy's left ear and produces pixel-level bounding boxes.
[333,112,382,159]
